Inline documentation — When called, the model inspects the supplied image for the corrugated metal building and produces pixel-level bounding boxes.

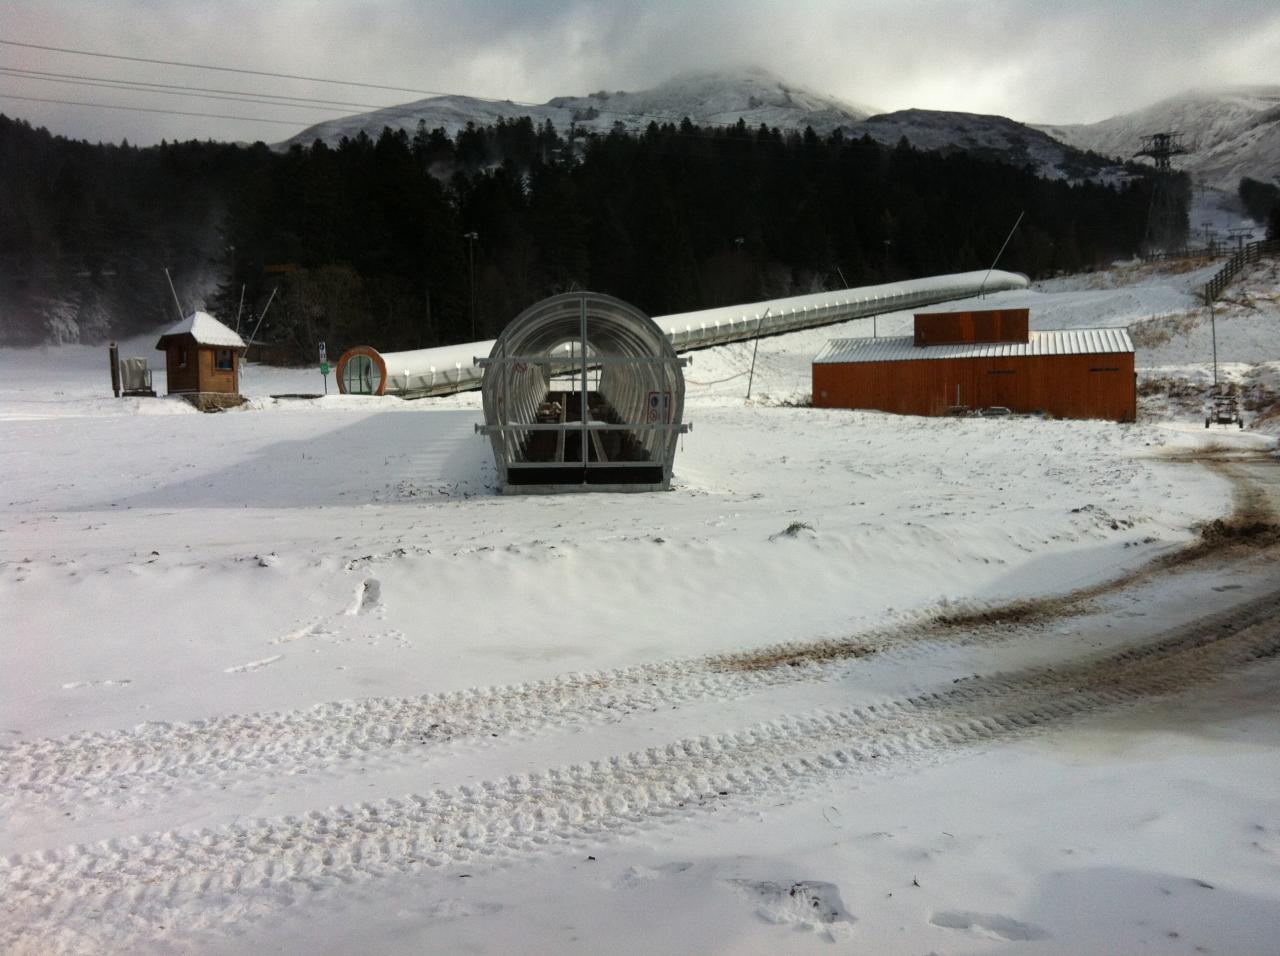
[813,310,1135,421]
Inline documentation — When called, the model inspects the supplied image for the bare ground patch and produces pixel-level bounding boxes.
[714,639,879,673]
[925,456,1278,635]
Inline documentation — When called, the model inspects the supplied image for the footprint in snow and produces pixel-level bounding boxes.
[612,862,693,889]
[224,655,283,674]
[273,622,329,644]
[731,880,855,941]
[930,910,1050,941]
[343,578,382,616]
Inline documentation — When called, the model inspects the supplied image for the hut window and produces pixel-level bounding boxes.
[215,349,234,370]
[177,347,187,369]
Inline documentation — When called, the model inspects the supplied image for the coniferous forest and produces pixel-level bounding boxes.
[0,112,1170,355]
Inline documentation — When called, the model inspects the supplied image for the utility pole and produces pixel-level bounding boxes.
[1202,288,1220,393]
[464,231,479,340]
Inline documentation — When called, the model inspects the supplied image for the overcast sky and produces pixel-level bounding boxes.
[3,0,1278,146]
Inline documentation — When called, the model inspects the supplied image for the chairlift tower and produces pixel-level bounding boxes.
[1135,132,1190,252]
[1227,226,1253,253]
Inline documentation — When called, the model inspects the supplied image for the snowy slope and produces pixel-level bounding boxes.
[280,67,877,149]
[279,67,1128,185]
[3,262,1279,954]
[853,108,1119,181]
[1036,86,1280,193]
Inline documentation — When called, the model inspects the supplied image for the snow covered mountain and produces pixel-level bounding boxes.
[279,67,878,148]
[851,109,1120,181]
[278,67,1123,183]
[1035,87,1280,192]
[278,67,1132,184]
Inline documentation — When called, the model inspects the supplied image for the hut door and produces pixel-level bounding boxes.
[344,354,375,394]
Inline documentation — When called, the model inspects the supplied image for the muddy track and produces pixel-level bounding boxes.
[936,455,1279,629]
[4,587,1278,955]
[5,457,1276,811]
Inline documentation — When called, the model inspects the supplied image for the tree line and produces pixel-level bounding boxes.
[1,112,1170,354]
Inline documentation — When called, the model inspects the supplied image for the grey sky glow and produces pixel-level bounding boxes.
[2,0,1278,146]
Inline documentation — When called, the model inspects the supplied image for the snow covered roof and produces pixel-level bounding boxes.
[156,311,246,349]
[814,328,1134,364]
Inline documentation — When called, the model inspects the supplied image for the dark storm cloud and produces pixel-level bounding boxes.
[2,1,1277,145]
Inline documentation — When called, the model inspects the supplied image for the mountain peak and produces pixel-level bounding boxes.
[282,68,877,149]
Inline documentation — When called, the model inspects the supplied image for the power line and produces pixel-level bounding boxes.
[0,66,401,112]
[0,40,873,150]
[0,36,856,141]
[0,69,360,113]
[0,37,541,105]
[0,93,303,126]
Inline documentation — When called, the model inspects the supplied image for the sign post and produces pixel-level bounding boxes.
[319,341,329,395]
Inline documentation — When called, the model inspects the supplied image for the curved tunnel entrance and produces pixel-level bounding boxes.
[478,292,690,492]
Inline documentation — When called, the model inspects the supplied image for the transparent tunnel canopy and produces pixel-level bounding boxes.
[478,292,690,492]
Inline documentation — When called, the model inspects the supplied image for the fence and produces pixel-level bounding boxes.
[1201,239,1279,303]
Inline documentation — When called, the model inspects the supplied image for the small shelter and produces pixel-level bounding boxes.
[813,308,1136,421]
[155,311,246,396]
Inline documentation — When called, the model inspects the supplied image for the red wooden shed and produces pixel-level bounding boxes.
[813,309,1135,421]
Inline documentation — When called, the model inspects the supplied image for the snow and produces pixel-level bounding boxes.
[281,67,875,150]
[1036,86,1280,197]
[2,259,1279,954]
[155,311,246,349]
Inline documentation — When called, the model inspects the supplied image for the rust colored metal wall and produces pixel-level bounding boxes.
[813,352,1136,422]
[913,309,1029,347]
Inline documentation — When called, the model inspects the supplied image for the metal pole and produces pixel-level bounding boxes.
[163,268,184,319]
[580,294,588,468]
[1209,296,1218,391]
[246,286,278,350]
[745,307,772,401]
[464,231,478,339]
[109,341,120,398]
[980,210,1025,298]
[233,283,246,334]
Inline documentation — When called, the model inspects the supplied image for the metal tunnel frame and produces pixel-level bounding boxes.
[477,292,689,493]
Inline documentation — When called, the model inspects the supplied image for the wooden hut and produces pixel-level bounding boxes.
[813,309,1136,422]
[155,312,246,396]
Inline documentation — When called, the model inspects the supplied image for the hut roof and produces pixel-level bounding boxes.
[156,311,246,349]
[814,328,1134,365]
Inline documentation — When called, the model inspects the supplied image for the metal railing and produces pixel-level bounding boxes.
[1201,239,1279,303]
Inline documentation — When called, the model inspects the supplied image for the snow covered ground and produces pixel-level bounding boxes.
[2,259,1278,954]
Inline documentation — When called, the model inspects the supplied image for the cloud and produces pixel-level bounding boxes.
[1,0,1277,144]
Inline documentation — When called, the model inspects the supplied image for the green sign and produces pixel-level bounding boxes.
[320,362,330,375]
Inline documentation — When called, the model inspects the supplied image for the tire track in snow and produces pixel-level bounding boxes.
[4,597,1278,954]
[5,582,1278,812]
